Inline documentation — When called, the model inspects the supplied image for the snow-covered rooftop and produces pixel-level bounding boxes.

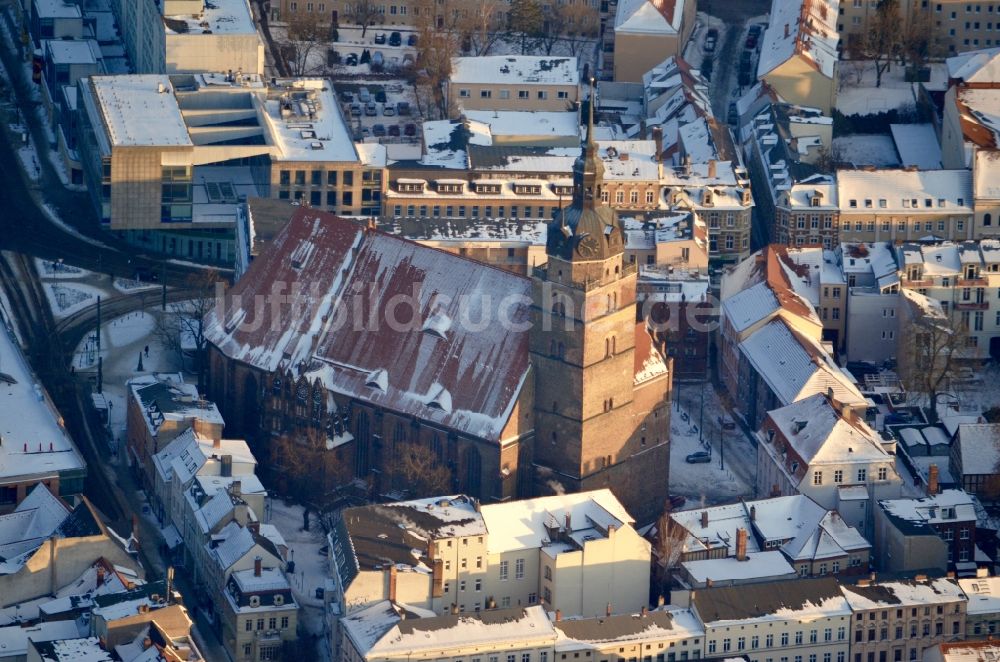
[683,551,796,584]
[955,424,1000,474]
[31,636,112,662]
[879,489,977,532]
[837,169,972,214]
[841,577,966,611]
[44,39,101,65]
[765,393,886,466]
[0,621,84,660]
[890,124,943,170]
[451,56,579,86]
[947,47,1000,83]
[0,320,86,486]
[614,0,686,35]
[758,0,839,80]
[88,76,191,147]
[344,602,556,656]
[554,607,703,649]
[480,489,633,555]
[959,577,1000,615]
[692,577,850,625]
[162,0,257,35]
[462,110,581,140]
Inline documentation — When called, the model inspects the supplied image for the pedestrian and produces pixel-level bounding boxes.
[144,345,149,357]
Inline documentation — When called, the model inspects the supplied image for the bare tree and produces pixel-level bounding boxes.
[414,0,460,118]
[557,3,599,58]
[388,441,453,496]
[899,11,938,74]
[508,0,544,55]
[155,269,220,392]
[343,0,383,38]
[281,12,328,76]
[898,292,970,423]
[458,0,507,56]
[859,0,902,88]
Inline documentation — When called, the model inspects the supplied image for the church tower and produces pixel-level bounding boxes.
[530,84,672,523]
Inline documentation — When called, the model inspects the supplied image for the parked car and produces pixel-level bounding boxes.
[349,103,362,116]
[407,33,418,46]
[339,90,353,103]
[727,102,739,126]
[685,451,711,464]
[388,124,401,136]
[365,102,377,116]
[382,104,396,116]
[387,83,404,93]
[357,87,371,102]
[403,122,417,136]
[361,127,371,138]
[396,101,411,116]
[374,32,386,44]
[389,31,402,46]
[371,51,384,68]
[372,123,386,137]
[703,28,718,53]
[345,53,358,66]
[374,89,387,103]
[402,53,415,67]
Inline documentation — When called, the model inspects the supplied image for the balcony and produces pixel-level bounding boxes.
[532,262,637,292]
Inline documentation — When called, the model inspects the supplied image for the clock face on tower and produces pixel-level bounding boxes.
[576,235,600,258]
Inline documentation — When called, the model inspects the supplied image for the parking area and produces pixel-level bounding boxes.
[335,79,422,144]
[326,26,418,75]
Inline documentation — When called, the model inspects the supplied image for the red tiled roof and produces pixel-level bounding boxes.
[207,208,533,442]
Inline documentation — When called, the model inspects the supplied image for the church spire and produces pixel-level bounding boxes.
[573,78,604,209]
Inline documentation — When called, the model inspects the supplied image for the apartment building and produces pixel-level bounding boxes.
[756,393,903,534]
[844,1,1000,54]
[836,170,975,243]
[125,375,224,492]
[758,0,840,114]
[842,577,967,662]
[610,0,697,83]
[110,0,264,75]
[958,576,1000,636]
[76,73,380,263]
[449,56,580,113]
[745,102,836,247]
[669,495,871,579]
[875,490,978,572]
[691,577,852,662]
[329,491,650,619]
[222,559,299,662]
[719,246,865,427]
[896,241,1000,360]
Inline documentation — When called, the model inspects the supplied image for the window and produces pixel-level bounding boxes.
[834,470,843,483]
[877,467,888,480]
[813,471,823,485]
[723,639,731,652]
[857,469,867,482]
[515,558,525,579]
[752,636,760,650]
[766,635,774,648]
[824,629,832,642]
[499,560,508,580]
[708,642,716,654]
[781,633,789,646]
[480,90,492,98]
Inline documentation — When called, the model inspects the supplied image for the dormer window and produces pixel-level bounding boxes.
[849,199,857,208]
[864,199,873,208]
[513,183,542,195]
[553,184,574,196]
[249,595,261,608]
[397,180,425,193]
[938,198,946,207]
[958,198,965,206]
[274,594,285,606]
[475,182,502,194]
[436,181,464,194]
[878,199,887,208]
[902,199,910,208]
[925,198,933,208]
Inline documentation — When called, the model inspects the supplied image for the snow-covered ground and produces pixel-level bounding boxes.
[42,282,106,318]
[267,500,330,657]
[835,60,941,117]
[832,134,901,168]
[35,258,90,279]
[669,384,753,507]
[113,277,159,294]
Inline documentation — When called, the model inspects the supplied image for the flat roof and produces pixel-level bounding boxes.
[451,56,579,86]
[163,0,257,35]
[88,75,192,147]
[44,39,101,65]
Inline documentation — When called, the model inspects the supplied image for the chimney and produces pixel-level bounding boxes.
[652,126,663,162]
[606,602,613,617]
[451,603,459,615]
[143,637,153,649]
[707,159,717,179]
[389,564,398,602]
[254,555,262,577]
[248,520,260,535]
[705,578,713,588]
[749,505,756,521]
[231,480,241,497]
[928,464,940,496]
[222,455,233,477]
[641,606,649,617]
[607,523,616,538]
[870,571,877,582]
[49,537,58,594]
[657,595,666,607]
[701,511,709,528]
[565,512,572,531]
[555,609,562,621]
[735,528,748,561]
[213,435,221,449]
[96,566,105,587]
[431,558,444,598]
